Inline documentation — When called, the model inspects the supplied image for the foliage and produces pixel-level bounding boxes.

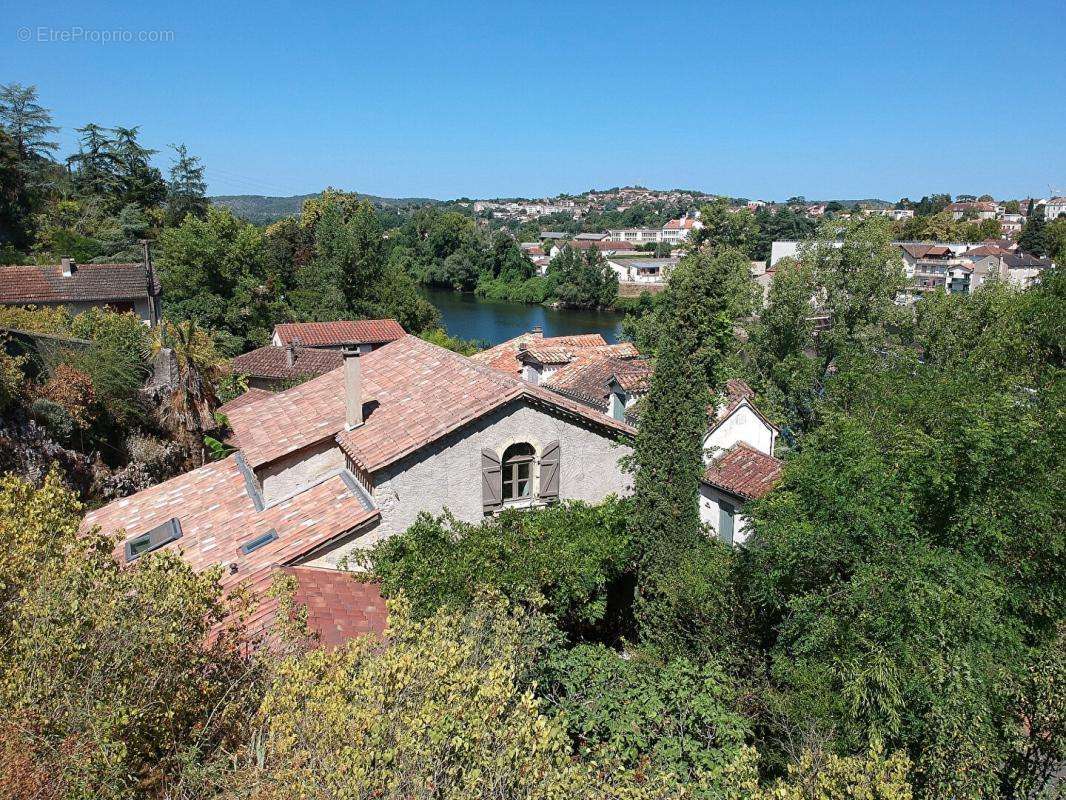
[547,244,619,308]
[0,347,24,413]
[239,594,701,800]
[153,319,225,463]
[0,472,260,800]
[540,644,751,785]
[357,499,634,640]
[417,326,485,355]
[759,747,913,800]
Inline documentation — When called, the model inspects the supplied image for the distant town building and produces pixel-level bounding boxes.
[1044,197,1066,220]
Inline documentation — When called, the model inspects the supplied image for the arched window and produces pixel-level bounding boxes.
[501,442,535,501]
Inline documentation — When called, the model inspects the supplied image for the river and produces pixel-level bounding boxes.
[421,287,623,346]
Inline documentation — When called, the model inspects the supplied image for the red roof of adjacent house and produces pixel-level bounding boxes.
[280,566,388,647]
[702,442,784,501]
[0,262,157,304]
[273,319,406,347]
[663,217,699,230]
[217,387,275,416]
[232,345,343,381]
[472,331,610,375]
[226,335,636,474]
[543,351,648,410]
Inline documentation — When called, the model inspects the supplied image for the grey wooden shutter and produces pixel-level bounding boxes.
[539,440,560,500]
[482,448,502,510]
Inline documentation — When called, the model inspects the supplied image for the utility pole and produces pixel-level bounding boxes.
[139,238,159,326]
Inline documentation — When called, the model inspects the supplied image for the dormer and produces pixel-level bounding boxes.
[605,371,649,422]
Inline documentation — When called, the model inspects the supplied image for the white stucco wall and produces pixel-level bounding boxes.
[306,399,632,568]
[698,482,752,545]
[257,441,345,505]
[703,403,775,462]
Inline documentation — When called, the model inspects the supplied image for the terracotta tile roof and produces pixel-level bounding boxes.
[472,331,609,376]
[964,245,1011,257]
[273,319,405,347]
[81,456,380,598]
[232,345,342,381]
[280,566,387,647]
[0,262,157,304]
[218,387,275,416]
[522,346,578,364]
[663,217,699,230]
[544,353,649,410]
[227,335,636,474]
[702,442,784,501]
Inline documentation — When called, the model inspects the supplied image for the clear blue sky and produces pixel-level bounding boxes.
[3,0,1064,201]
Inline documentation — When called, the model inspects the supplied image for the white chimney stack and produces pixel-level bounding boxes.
[343,348,363,430]
[61,257,75,277]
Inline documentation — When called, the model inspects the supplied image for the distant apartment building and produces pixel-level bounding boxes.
[947,201,997,221]
[1044,197,1066,220]
[606,215,702,246]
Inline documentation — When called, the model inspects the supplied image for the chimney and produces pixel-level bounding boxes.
[286,341,296,368]
[61,257,75,277]
[531,325,543,338]
[343,348,363,430]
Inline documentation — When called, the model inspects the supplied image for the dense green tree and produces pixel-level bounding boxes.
[914,194,951,216]
[694,197,760,257]
[165,143,208,225]
[158,205,282,353]
[1018,202,1050,256]
[0,83,59,166]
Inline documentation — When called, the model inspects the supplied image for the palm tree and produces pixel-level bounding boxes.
[153,320,223,466]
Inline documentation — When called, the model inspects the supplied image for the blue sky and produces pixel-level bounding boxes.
[3,0,1064,201]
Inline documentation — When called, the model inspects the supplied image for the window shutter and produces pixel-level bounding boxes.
[482,448,502,511]
[539,440,560,500]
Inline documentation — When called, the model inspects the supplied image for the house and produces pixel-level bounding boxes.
[699,379,782,545]
[606,227,665,245]
[231,342,343,390]
[1002,252,1053,289]
[83,335,637,643]
[270,319,406,353]
[947,201,997,221]
[661,216,702,244]
[607,257,677,284]
[0,257,161,324]
[573,232,608,242]
[1043,197,1066,220]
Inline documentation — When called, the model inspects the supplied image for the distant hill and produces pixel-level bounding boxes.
[210,192,440,224]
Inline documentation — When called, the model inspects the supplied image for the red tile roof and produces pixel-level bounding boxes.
[472,331,609,376]
[280,566,387,647]
[232,345,342,381]
[0,262,157,304]
[663,217,699,230]
[702,442,784,501]
[226,335,636,473]
[544,352,649,410]
[82,457,378,582]
[273,319,405,347]
[217,387,275,416]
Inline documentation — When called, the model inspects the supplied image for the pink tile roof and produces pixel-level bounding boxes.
[217,387,275,416]
[281,566,387,647]
[702,442,784,501]
[472,331,609,376]
[82,457,378,585]
[227,335,635,474]
[569,239,635,251]
[232,345,343,381]
[273,319,405,347]
[544,351,649,410]
[0,262,157,304]
[663,217,698,230]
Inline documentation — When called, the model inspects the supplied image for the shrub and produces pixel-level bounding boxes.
[29,398,75,443]
[357,498,635,640]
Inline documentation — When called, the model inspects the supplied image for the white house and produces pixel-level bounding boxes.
[1044,198,1066,221]
[698,380,783,545]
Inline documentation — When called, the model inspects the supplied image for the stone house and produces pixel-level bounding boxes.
[83,335,635,641]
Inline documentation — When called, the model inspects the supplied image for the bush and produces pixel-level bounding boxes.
[540,644,751,785]
[29,398,75,443]
[357,498,635,640]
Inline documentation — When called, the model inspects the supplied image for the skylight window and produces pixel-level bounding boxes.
[124,518,182,562]
[238,529,278,556]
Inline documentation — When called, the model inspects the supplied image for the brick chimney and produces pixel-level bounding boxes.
[286,341,296,368]
[343,348,363,430]
[61,257,75,277]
